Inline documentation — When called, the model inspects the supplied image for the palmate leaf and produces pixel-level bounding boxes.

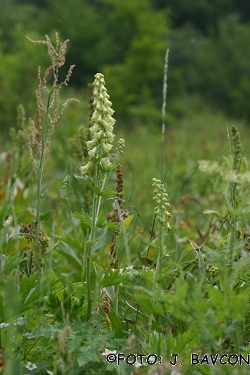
[74,209,92,228]
[96,210,119,229]
[102,270,128,287]
[0,254,23,277]
[19,274,45,314]
[75,319,114,367]
[77,347,99,367]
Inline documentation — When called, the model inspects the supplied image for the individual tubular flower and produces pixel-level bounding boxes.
[152,178,171,232]
[80,73,115,175]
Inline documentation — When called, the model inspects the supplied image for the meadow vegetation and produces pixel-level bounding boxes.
[1,30,250,375]
[0,0,250,375]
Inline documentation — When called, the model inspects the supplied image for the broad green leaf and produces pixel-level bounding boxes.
[107,308,123,339]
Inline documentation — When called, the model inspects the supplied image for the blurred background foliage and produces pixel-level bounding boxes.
[1,0,250,134]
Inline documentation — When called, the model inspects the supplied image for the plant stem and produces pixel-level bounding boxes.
[86,167,104,321]
[148,226,164,341]
[161,49,169,182]
[34,88,55,268]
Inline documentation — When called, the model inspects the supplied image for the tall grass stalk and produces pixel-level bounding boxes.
[25,34,78,267]
[161,49,169,182]
[148,50,170,343]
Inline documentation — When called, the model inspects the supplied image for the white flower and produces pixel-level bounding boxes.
[80,73,116,175]
[105,130,115,142]
[80,161,93,175]
[25,362,37,370]
[86,139,96,149]
[102,143,113,153]
[88,147,97,158]
[102,348,117,356]
[101,157,112,168]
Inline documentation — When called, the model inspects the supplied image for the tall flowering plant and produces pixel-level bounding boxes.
[80,73,124,320]
[80,73,116,176]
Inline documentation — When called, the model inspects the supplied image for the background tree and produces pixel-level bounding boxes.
[1,0,250,131]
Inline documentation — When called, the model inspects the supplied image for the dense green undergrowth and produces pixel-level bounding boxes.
[1,35,250,375]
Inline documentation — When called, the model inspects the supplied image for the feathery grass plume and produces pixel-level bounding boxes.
[24,33,78,241]
[25,33,78,167]
[80,73,116,175]
[231,124,243,171]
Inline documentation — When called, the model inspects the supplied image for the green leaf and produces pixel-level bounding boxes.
[100,188,117,196]
[188,239,205,278]
[0,254,23,276]
[81,177,102,196]
[96,210,119,229]
[101,268,128,287]
[40,188,49,198]
[74,209,92,228]
[19,273,44,313]
[203,209,222,218]
[107,308,123,339]
[138,251,155,267]
[126,300,150,318]
[57,240,82,271]
[77,347,98,367]
[0,202,12,229]
[39,209,54,222]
